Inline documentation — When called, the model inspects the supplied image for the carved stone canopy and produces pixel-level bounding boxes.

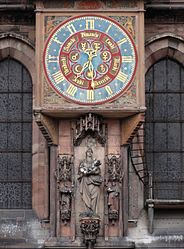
[106,155,122,182]
[73,113,106,146]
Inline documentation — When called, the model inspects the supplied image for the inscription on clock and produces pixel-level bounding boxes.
[43,15,137,104]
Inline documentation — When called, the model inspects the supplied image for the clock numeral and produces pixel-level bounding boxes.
[105,86,113,96]
[52,71,64,84]
[67,24,77,34]
[106,24,112,33]
[53,37,63,45]
[66,84,77,96]
[86,19,95,30]
[122,56,133,63]
[48,55,58,63]
[87,90,94,101]
[117,71,128,83]
[117,38,127,46]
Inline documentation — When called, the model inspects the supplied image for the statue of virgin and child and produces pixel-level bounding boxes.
[78,147,102,217]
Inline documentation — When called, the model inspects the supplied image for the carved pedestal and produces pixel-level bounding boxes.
[80,217,100,249]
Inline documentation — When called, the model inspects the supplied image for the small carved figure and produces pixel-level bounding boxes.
[107,184,119,224]
[59,187,72,225]
[46,16,55,34]
[78,148,102,216]
[124,17,135,38]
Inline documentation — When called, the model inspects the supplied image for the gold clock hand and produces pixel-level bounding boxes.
[89,61,95,89]
[76,61,89,78]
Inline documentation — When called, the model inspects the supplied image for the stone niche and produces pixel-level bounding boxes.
[44,113,136,249]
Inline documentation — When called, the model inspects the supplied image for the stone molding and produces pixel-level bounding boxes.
[145,33,184,72]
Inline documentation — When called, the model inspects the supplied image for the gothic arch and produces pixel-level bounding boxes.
[0,33,48,218]
[0,33,35,100]
[145,33,184,72]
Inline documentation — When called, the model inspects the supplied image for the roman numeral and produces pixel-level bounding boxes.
[122,56,133,62]
[48,55,58,63]
[105,86,113,95]
[66,84,77,96]
[87,90,94,101]
[86,19,95,30]
[117,71,128,83]
[67,24,77,34]
[53,37,63,45]
[106,24,112,33]
[52,71,64,84]
[117,38,127,46]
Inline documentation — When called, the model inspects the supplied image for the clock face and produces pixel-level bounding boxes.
[43,15,137,105]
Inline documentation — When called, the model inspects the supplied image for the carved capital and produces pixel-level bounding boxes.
[73,113,106,146]
[80,217,100,249]
[34,110,58,145]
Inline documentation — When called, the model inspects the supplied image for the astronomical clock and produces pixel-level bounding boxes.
[43,15,137,105]
[36,8,144,117]
[35,1,145,246]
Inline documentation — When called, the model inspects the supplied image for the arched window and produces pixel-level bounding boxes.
[145,58,184,200]
[0,58,32,208]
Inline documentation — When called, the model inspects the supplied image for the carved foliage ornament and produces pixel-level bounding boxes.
[73,113,106,146]
[80,217,100,249]
[55,155,73,224]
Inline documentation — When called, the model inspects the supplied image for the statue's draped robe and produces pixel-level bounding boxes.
[79,161,102,214]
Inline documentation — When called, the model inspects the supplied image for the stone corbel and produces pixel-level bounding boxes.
[73,113,106,146]
[80,217,100,249]
[34,110,58,145]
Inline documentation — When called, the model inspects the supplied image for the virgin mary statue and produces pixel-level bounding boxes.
[78,148,102,216]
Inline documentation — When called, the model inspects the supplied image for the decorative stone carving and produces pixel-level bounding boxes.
[107,155,122,182]
[56,155,73,182]
[73,113,106,146]
[107,184,120,225]
[106,155,122,224]
[78,148,102,217]
[55,155,73,224]
[59,187,72,225]
[80,217,100,249]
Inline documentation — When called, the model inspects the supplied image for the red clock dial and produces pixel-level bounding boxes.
[59,30,122,90]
